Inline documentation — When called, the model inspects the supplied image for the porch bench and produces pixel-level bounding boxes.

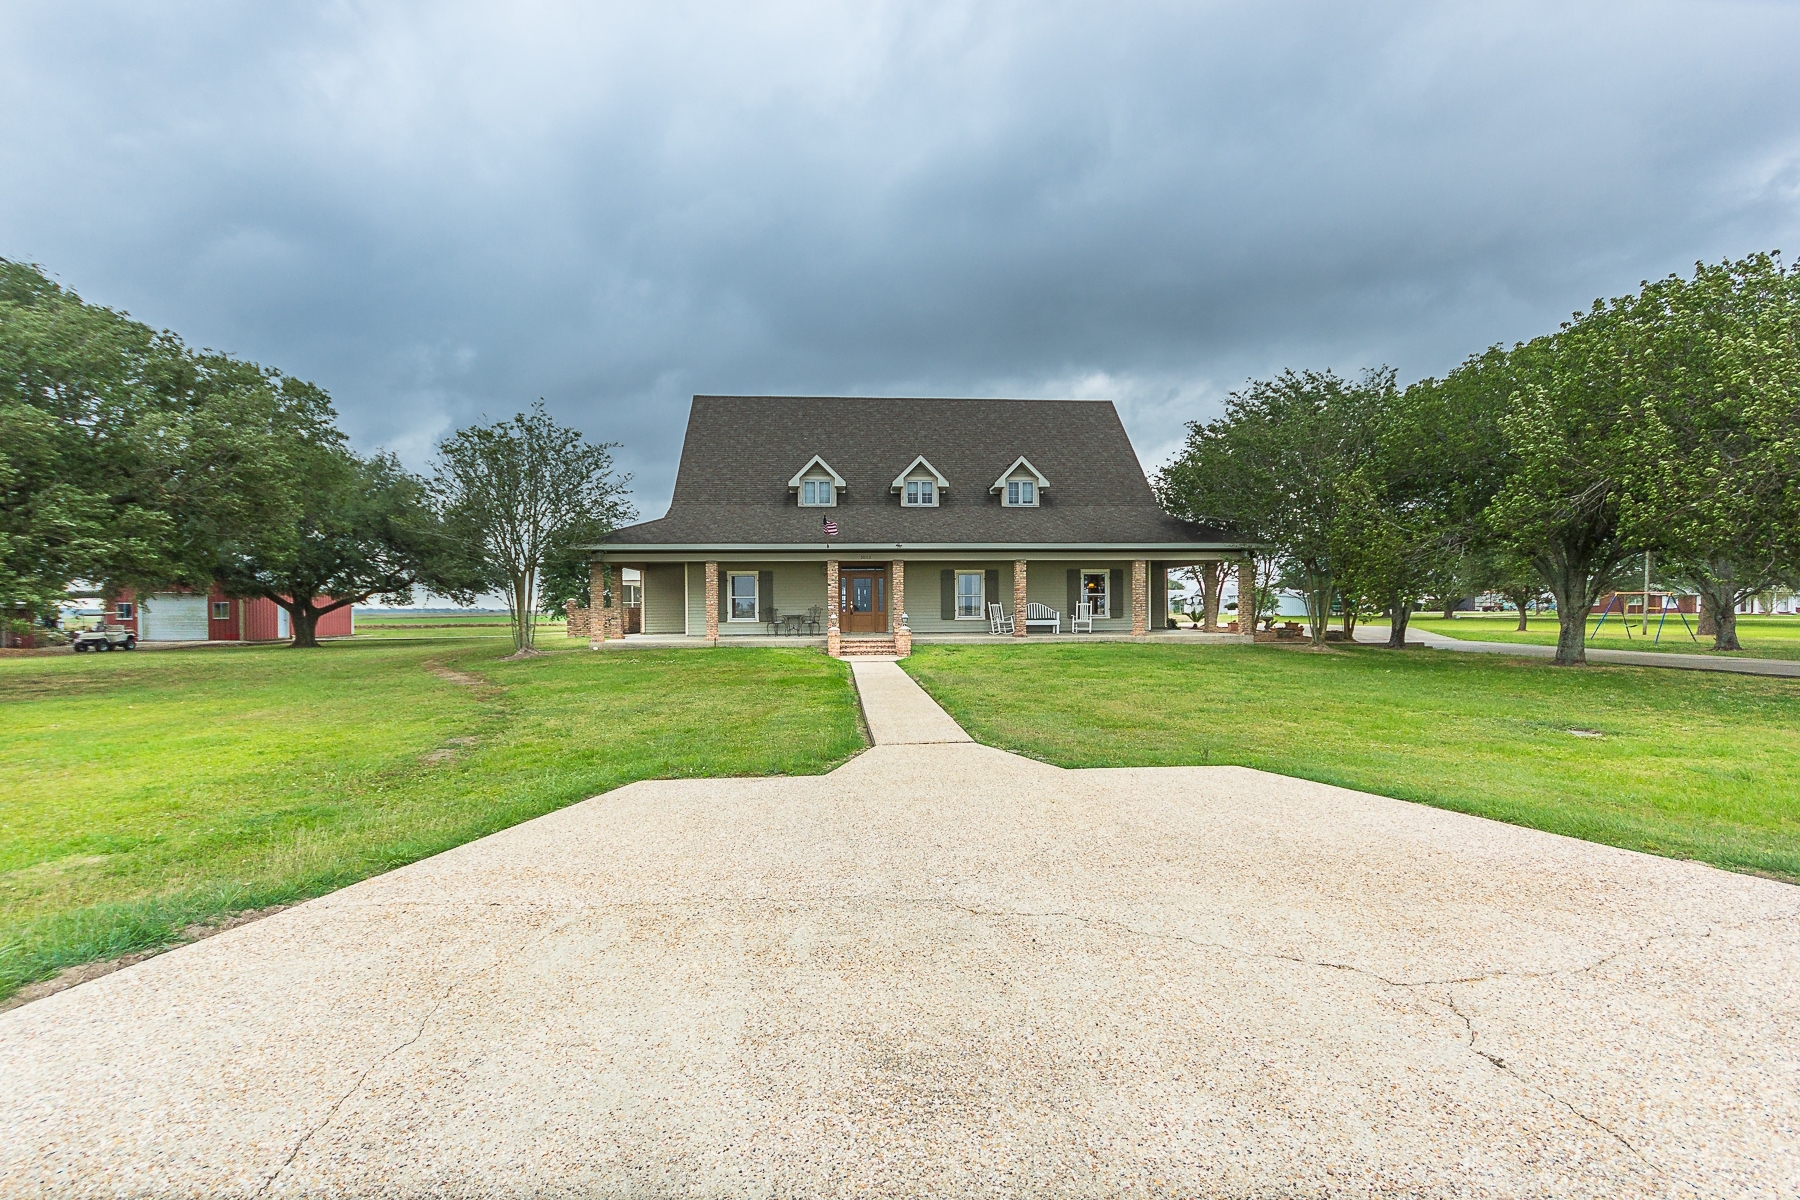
[1023,602,1062,634]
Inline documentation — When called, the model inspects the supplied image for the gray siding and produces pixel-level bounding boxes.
[643,564,686,634]
[902,559,1015,634]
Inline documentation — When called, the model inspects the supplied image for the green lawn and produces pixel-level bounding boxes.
[1375,613,1800,660]
[903,643,1800,883]
[349,612,568,641]
[0,642,862,1001]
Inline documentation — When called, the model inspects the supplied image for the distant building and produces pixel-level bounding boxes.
[108,585,353,642]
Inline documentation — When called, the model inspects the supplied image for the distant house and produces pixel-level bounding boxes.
[580,396,1255,656]
[109,585,353,643]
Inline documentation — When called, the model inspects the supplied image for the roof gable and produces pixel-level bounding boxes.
[606,396,1239,548]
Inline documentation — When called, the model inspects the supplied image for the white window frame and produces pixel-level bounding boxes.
[211,601,231,620]
[1006,479,1037,507]
[800,478,836,507]
[954,571,985,619]
[727,572,759,621]
[115,602,134,620]
[904,479,937,507]
[1080,569,1110,619]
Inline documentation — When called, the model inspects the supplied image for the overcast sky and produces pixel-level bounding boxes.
[5,1,1799,519]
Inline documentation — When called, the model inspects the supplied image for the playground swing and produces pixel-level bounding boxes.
[1589,591,1699,645]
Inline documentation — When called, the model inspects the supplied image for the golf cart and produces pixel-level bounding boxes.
[71,622,136,652]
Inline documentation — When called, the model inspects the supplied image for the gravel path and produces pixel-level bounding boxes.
[2,666,1795,1197]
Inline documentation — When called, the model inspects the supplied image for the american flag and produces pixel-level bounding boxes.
[822,517,839,538]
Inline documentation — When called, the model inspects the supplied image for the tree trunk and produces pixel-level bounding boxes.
[1442,598,1457,620]
[1386,597,1412,648]
[1694,579,1741,651]
[1200,562,1223,632]
[1539,557,1593,666]
[1504,589,1533,632]
[289,605,321,648]
[1696,602,1716,638]
[1341,595,1357,638]
[1306,570,1332,647]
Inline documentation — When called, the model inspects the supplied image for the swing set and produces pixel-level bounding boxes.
[1589,591,1699,644]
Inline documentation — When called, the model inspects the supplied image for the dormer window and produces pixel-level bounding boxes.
[992,456,1049,507]
[891,455,949,508]
[788,455,845,507]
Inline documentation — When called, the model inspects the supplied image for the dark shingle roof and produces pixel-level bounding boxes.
[602,396,1241,549]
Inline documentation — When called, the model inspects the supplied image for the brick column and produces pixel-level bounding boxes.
[605,565,624,639]
[1131,559,1148,636]
[1237,557,1257,639]
[891,559,911,657]
[704,562,720,642]
[1012,559,1028,638]
[826,560,841,657]
[587,559,605,649]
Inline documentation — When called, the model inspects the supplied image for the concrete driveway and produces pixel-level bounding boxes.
[2,665,1795,1197]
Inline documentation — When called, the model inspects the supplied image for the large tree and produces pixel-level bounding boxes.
[1158,369,1383,646]
[434,403,633,654]
[1,259,316,630]
[213,433,476,646]
[1614,253,1800,651]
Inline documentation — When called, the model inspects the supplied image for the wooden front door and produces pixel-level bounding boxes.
[840,567,889,634]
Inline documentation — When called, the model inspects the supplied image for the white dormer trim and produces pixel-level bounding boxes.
[990,456,1050,504]
[889,456,951,493]
[787,455,847,490]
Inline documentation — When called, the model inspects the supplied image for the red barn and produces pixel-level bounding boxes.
[109,586,354,643]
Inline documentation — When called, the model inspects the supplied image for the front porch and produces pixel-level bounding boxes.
[576,551,1255,658]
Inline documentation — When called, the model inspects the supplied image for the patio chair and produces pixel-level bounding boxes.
[1070,599,1094,634]
[987,603,1014,635]
[805,606,823,635]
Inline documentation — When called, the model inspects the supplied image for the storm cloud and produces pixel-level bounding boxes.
[4,1,1798,512]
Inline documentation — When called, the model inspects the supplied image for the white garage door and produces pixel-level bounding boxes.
[142,594,209,641]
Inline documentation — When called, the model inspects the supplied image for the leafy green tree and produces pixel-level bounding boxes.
[434,403,633,654]
[1,259,324,625]
[1482,313,1646,666]
[1158,370,1382,646]
[213,431,477,646]
[1614,253,1800,651]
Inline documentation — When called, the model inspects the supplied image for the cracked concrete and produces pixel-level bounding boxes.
[1,681,1796,1196]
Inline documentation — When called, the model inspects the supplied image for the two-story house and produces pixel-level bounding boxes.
[583,396,1254,656]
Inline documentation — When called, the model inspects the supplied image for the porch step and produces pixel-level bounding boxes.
[837,637,898,656]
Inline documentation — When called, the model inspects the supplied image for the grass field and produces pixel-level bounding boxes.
[903,642,1800,883]
[0,642,862,1001]
[1375,613,1800,660]
[348,612,567,641]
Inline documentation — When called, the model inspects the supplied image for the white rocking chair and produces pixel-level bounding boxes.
[1070,599,1095,634]
[987,602,1014,634]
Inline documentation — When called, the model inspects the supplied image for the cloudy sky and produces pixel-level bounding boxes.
[5,1,1799,517]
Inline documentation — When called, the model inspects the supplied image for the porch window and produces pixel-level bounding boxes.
[728,573,758,620]
[904,480,936,507]
[1081,570,1109,619]
[955,571,984,618]
[1006,480,1036,507]
[800,479,835,506]
[211,601,231,620]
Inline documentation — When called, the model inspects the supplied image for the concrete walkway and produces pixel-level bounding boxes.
[1354,623,1800,676]
[2,670,1796,1196]
[848,659,973,745]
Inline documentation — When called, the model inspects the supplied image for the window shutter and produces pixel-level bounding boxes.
[759,571,775,623]
[1110,568,1125,619]
[1066,569,1079,617]
[1151,563,1166,629]
[985,569,1000,613]
[941,570,955,620]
